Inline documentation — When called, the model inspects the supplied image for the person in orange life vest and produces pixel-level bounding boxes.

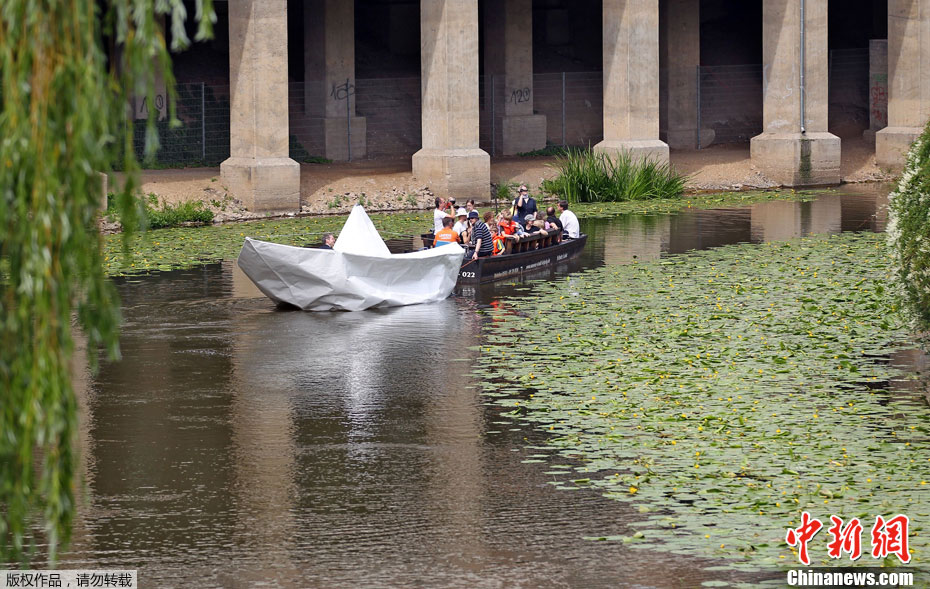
[491,225,506,255]
[433,216,459,247]
[497,210,519,236]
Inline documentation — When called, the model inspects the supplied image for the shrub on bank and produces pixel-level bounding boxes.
[541,147,686,203]
[107,193,214,229]
[887,122,930,331]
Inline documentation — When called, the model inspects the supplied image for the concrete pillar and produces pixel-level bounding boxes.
[750,0,840,186]
[304,0,366,161]
[595,0,669,164]
[863,39,888,144]
[483,0,547,155]
[413,0,490,199]
[660,0,700,150]
[876,0,930,169]
[221,0,301,212]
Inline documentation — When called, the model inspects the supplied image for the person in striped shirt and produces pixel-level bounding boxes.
[467,211,493,260]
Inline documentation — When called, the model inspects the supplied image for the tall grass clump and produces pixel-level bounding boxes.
[887,121,930,332]
[541,148,686,203]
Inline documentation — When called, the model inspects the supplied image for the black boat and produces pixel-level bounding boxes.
[421,230,588,284]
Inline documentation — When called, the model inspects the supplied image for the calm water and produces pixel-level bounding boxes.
[57,187,895,587]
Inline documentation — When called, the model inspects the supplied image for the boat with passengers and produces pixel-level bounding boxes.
[421,228,588,285]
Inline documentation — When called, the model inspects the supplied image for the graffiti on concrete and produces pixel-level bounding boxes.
[330,79,356,102]
[869,73,887,129]
[507,87,531,104]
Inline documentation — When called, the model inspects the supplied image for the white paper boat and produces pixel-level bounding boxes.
[237,205,464,311]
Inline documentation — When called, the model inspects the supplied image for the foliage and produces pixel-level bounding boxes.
[288,135,331,164]
[106,194,214,228]
[541,148,687,203]
[476,232,925,571]
[102,211,434,275]
[887,122,930,332]
[0,0,214,564]
[143,195,213,228]
[517,145,568,157]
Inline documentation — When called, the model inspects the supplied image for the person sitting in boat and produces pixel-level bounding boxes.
[491,223,506,256]
[558,200,580,238]
[452,207,468,239]
[433,216,459,247]
[513,185,538,227]
[546,206,563,234]
[523,214,542,234]
[320,232,335,249]
[467,211,494,260]
[433,197,453,233]
[497,210,519,237]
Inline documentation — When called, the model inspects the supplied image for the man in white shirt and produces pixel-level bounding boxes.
[558,200,580,238]
[433,197,452,233]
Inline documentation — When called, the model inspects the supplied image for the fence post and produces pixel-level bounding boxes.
[696,66,702,150]
[346,77,352,162]
[561,72,567,147]
[490,75,496,157]
[201,83,206,162]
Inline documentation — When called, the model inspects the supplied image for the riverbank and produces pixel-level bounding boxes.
[102,189,831,276]
[113,138,891,224]
[476,230,927,572]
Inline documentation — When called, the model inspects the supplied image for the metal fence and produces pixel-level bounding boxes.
[135,54,871,167]
[698,64,764,146]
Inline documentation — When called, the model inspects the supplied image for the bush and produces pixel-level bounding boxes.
[540,147,687,203]
[108,193,214,229]
[887,122,930,331]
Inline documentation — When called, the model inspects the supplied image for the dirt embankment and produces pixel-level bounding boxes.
[115,137,893,222]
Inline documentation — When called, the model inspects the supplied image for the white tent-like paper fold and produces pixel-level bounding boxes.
[237,205,463,311]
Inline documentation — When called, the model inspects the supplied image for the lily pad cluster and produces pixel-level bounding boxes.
[101,190,818,277]
[102,211,433,275]
[475,232,928,573]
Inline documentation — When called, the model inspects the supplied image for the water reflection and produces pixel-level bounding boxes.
[55,187,899,587]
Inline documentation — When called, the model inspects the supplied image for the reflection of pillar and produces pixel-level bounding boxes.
[67,330,96,558]
[595,0,669,164]
[602,216,670,266]
[750,200,802,242]
[750,0,840,186]
[807,194,842,234]
[876,0,930,169]
[230,261,265,299]
[413,0,489,199]
[304,0,367,161]
[483,0,546,155]
[660,0,699,150]
[221,0,300,212]
[230,329,300,585]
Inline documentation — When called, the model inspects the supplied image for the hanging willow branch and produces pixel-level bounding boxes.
[0,0,214,563]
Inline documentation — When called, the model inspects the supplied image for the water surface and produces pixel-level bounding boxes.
[59,187,897,587]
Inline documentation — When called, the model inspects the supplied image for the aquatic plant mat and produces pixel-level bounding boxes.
[102,190,815,276]
[475,232,930,578]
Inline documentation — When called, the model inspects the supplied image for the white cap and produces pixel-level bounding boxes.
[456,208,467,216]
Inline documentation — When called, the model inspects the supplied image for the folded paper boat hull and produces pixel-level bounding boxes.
[237,237,465,311]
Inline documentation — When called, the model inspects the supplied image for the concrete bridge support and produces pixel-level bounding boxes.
[221,0,300,212]
[412,0,490,199]
[483,0,547,155]
[595,0,669,164]
[660,0,700,150]
[751,0,840,186]
[876,0,930,170]
[304,0,367,161]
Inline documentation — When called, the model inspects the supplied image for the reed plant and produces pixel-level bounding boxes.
[541,148,687,203]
